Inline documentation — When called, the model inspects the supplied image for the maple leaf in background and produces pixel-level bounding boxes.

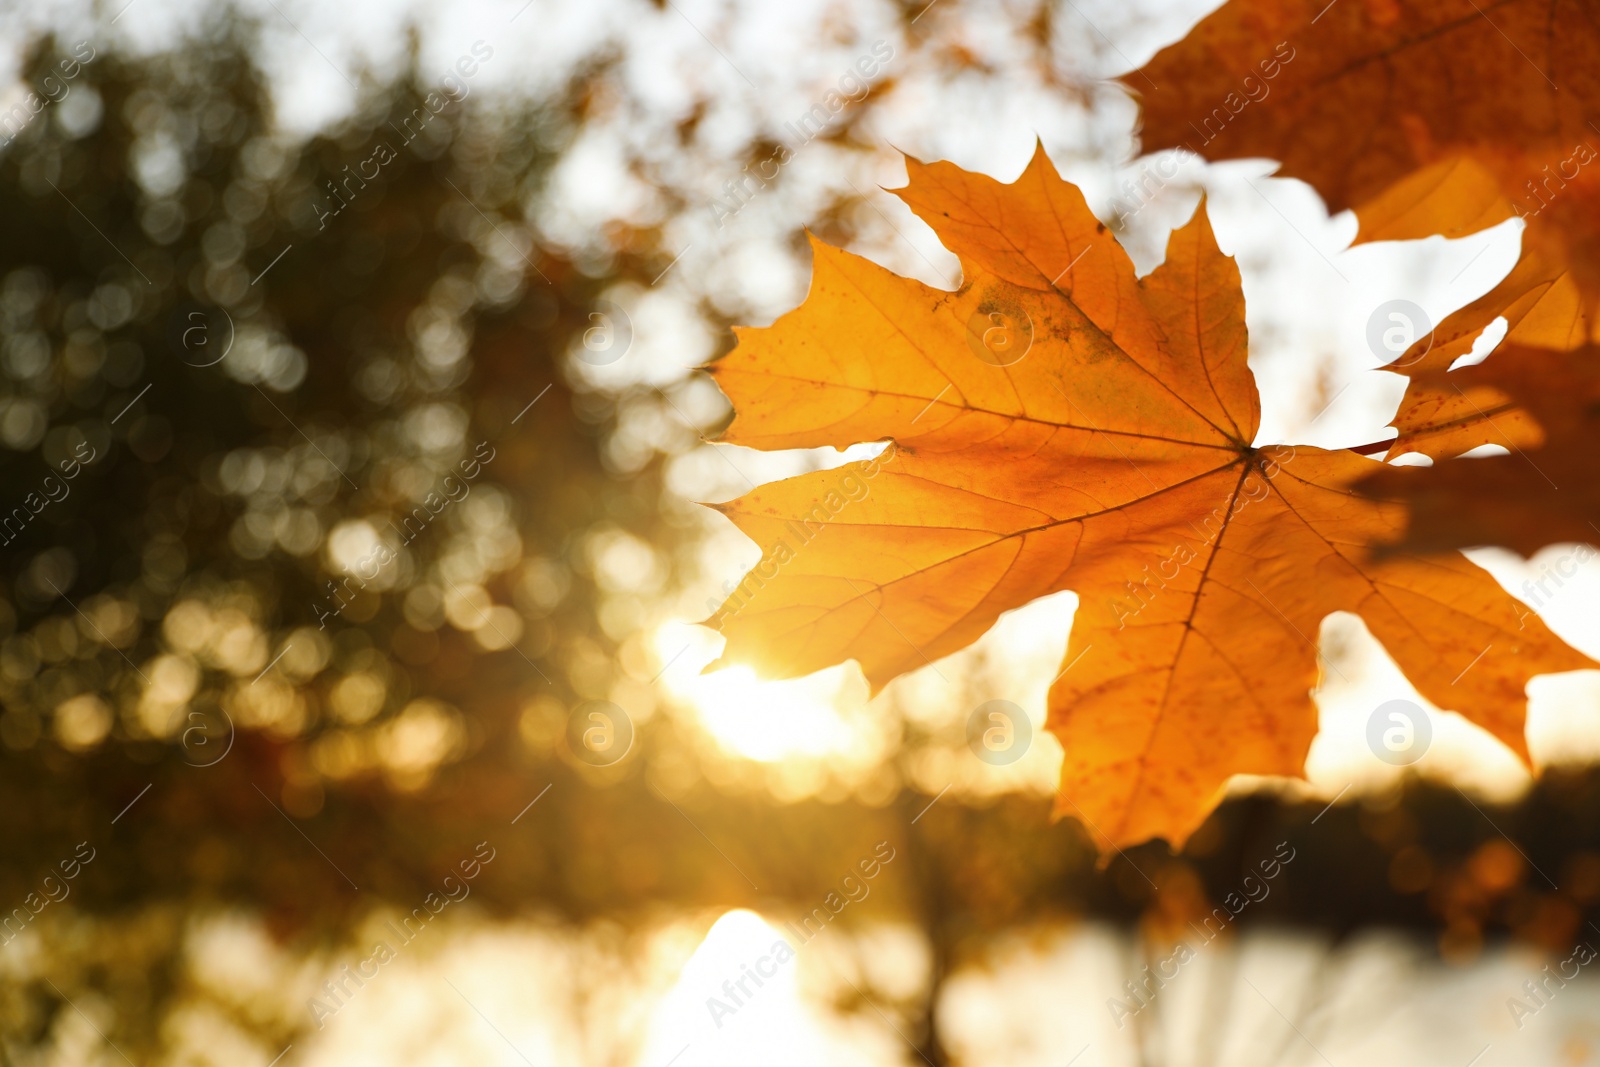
[1128,0,1600,580]
[1384,248,1589,460]
[702,146,1593,852]
[1128,0,1600,300]
[1359,345,1600,557]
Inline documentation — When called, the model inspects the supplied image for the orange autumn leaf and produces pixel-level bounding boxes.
[703,146,1593,852]
[1360,345,1600,556]
[1387,246,1594,460]
[1128,0,1600,297]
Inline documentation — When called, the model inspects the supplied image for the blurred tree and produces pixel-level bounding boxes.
[0,21,698,1055]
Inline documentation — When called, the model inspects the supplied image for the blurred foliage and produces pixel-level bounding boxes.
[0,21,696,1051]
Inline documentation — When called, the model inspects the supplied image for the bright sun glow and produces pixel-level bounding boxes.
[653,625,863,763]
[639,909,878,1067]
[688,665,855,762]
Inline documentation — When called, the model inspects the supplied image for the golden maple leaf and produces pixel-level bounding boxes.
[1383,247,1589,460]
[704,146,1592,851]
[1360,344,1600,557]
[1126,2,1600,472]
[1128,0,1600,296]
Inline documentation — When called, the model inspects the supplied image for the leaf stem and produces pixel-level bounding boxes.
[1344,437,1396,456]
